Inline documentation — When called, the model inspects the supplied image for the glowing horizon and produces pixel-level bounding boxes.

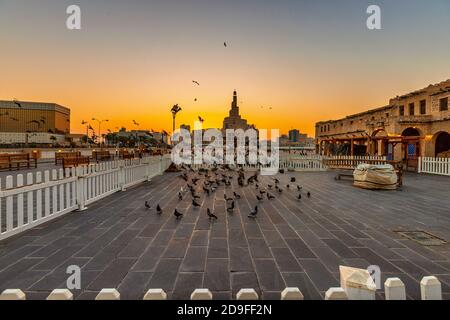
[1,0,450,137]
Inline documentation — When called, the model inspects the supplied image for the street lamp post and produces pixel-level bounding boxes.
[132,121,140,148]
[92,118,109,146]
[170,104,182,141]
[81,120,91,145]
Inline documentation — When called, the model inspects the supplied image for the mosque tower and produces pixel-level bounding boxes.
[222,90,251,130]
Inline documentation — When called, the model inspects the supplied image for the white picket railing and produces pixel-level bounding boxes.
[0,155,171,241]
[418,157,450,176]
[188,155,383,172]
[280,155,327,171]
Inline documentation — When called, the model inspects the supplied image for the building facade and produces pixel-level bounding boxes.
[288,129,300,142]
[288,129,308,143]
[315,79,450,169]
[0,100,70,134]
[0,132,66,145]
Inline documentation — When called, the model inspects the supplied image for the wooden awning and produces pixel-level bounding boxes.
[372,135,424,141]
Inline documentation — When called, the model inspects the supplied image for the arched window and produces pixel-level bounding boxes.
[435,132,450,156]
[401,127,420,137]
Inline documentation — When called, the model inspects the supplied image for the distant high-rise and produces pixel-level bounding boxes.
[222,91,253,130]
[288,129,307,142]
[289,129,300,142]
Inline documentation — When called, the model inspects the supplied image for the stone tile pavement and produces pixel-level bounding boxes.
[0,170,449,300]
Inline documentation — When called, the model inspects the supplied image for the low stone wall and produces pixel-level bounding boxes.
[0,269,443,300]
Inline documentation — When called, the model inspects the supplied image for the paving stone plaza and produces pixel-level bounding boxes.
[0,170,449,300]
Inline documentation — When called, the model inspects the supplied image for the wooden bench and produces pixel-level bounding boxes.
[92,150,112,161]
[0,153,38,171]
[55,152,81,165]
[62,156,90,169]
[325,158,403,187]
[119,150,134,160]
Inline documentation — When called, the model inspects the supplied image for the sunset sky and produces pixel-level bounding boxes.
[1,0,450,136]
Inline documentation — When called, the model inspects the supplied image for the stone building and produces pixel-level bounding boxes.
[315,79,450,170]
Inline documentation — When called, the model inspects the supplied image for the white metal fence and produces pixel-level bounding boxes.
[418,157,450,176]
[190,155,383,172]
[279,155,327,171]
[0,155,171,241]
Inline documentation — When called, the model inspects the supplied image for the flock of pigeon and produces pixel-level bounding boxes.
[144,164,311,221]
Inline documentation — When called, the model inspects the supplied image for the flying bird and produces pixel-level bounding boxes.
[297,185,302,191]
[192,199,201,207]
[194,98,198,102]
[28,120,41,128]
[132,120,139,126]
[174,209,183,219]
[192,80,200,86]
[267,193,275,200]
[256,195,263,201]
[13,99,22,108]
[198,116,204,123]
[223,42,227,47]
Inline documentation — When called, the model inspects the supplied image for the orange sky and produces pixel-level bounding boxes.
[1,1,450,137]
